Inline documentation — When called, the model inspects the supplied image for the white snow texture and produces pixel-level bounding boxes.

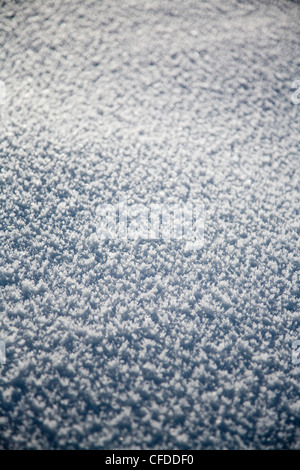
[0,0,299,450]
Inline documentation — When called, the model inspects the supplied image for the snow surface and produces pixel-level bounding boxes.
[0,0,299,449]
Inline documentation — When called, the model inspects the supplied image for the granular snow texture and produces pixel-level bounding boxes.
[0,0,299,449]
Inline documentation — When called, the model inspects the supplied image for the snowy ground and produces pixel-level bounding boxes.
[0,0,299,450]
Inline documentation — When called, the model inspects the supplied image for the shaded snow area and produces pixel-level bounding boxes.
[0,0,300,450]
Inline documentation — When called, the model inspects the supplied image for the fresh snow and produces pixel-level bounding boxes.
[0,0,299,450]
